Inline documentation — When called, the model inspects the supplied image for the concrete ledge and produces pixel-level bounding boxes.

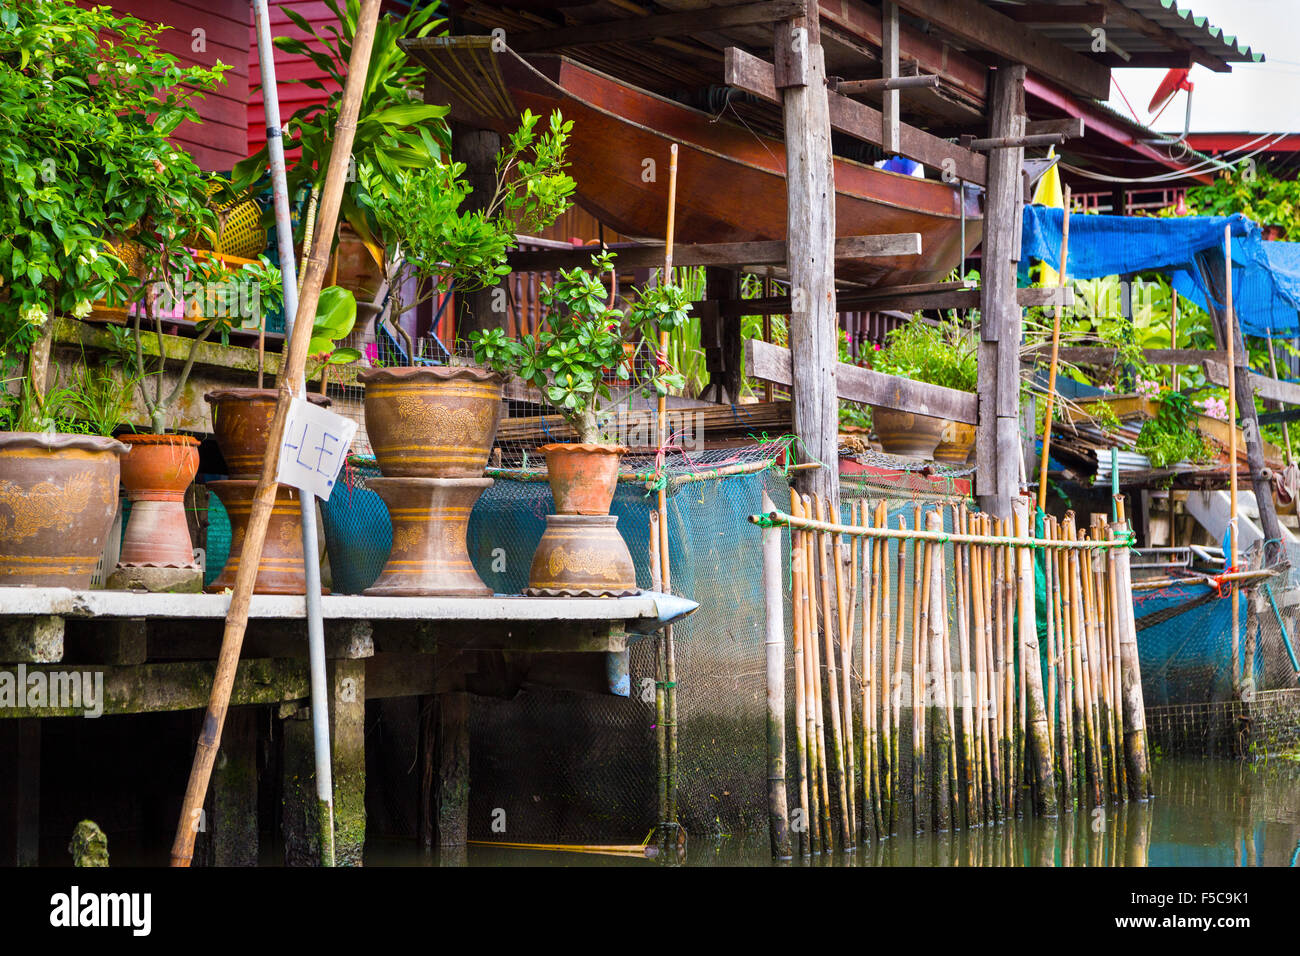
[0,588,697,628]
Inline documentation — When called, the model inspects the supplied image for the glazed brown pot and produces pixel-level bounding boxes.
[869,406,946,459]
[205,388,331,479]
[205,481,321,594]
[541,443,626,515]
[934,420,976,465]
[524,515,638,597]
[0,432,127,588]
[118,434,200,568]
[364,477,494,597]
[358,366,504,478]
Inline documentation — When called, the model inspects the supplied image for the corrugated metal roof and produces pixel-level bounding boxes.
[992,0,1263,67]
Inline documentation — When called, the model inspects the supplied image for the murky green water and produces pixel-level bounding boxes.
[393,757,1300,867]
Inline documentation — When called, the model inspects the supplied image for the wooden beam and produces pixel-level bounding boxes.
[510,1,808,52]
[1023,346,1227,366]
[881,1,900,155]
[723,284,1071,316]
[892,0,1112,100]
[1024,117,1086,139]
[746,339,978,423]
[725,46,987,184]
[506,233,920,272]
[1204,359,1300,407]
[997,3,1106,24]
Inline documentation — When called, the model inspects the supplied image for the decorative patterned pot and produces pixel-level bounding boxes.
[869,406,946,459]
[205,388,331,479]
[0,432,127,588]
[934,420,976,465]
[541,443,626,515]
[363,477,494,596]
[205,480,318,594]
[116,434,200,568]
[358,366,504,478]
[525,515,638,597]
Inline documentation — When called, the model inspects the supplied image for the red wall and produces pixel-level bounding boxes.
[105,0,251,172]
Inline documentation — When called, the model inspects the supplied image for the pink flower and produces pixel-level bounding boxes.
[873,344,881,351]
[364,342,379,365]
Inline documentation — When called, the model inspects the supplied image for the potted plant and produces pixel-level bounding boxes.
[472,253,691,595]
[0,4,231,588]
[869,319,978,461]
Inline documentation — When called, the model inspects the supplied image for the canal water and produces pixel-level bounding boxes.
[428,757,1300,867]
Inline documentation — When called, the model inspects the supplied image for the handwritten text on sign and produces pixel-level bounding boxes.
[276,396,358,500]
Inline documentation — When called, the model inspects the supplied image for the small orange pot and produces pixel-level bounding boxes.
[541,443,626,515]
[118,433,200,568]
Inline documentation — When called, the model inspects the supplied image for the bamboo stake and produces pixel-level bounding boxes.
[650,511,667,834]
[1170,290,1180,393]
[816,497,851,849]
[170,0,384,867]
[976,517,1000,819]
[831,499,858,844]
[891,514,907,831]
[1225,224,1241,700]
[1015,497,1058,816]
[1053,518,1075,810]
[953,505,977,828]
[1109,520,1152,799]
[969,516,992,822]
[865,503,884,836]
[912,508,928,830]
[1067,521,1102,807]
[658,144,680,839]
[940,523,960,828]
[803,494,833,848]
[793,494,821,854]
[1106,540,1128,800]
[877,501,894,827]
[761,490,792,859]
[1043,514,1058,783]
[1038,185,1072,512]
[789,491,810,856]
[857,502,874,842]
[925,510,953,831]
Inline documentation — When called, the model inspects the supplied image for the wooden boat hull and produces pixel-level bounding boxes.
[412,41,982,288]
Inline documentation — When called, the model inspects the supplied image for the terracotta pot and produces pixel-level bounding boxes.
[0,432,127,588]
[117,434,201,568]
[934,420,976,465]
[358,366,504,478]
[205,388,331,479]
[364,477,493,597]
[328,223,384,301]
[205,481,321,595]
[524,514,639,597]
[869,406,946,459]
[541,443,626,515]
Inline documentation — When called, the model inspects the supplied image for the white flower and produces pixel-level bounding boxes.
[21,304,48,328]
[72,300,92,319]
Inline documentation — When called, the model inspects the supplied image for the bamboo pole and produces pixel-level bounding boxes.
[793,494,822,853]
[891,514,907,831]
[1014,497,1057,816]
[912,507,928,830]
[1110,520,1153,799]
[925,510,953,831]
[751,511,1134,550]
[1225,224,1241,700]
[761,490,792,859]
[1170,290,1180,392]
[650,510,667,834]
[864,503,883,837]
[953,505,977,828]
[815,497,851,849]
[940,524,959,828]
[831,500,858,844]
[969,517,992,822]
[1037,186,1072,512]
[877,502,894,827]
[659,144,680,837]
[803,494,833,847]
[169,0,384,868]
[789,491,810,856]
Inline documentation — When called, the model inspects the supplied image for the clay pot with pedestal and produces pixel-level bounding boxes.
[357,366,504,477]
[110,433,202,591]
[934,420,976,465]
[869,406,946,460]
[524,442,638,597]
[204,388,331,478]
[204,481,319,594]
[364,477,494,596]
[0,432,127,588]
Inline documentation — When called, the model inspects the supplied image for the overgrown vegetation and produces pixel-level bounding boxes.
[1135,391,1215,468]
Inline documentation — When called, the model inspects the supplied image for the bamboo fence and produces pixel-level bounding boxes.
[755,494,1152,854]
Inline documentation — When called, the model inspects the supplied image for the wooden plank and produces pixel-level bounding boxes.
[1024,346,1227,366]
[509,1,807,52]
[725,46,986,184]
[723,284,1070,316]
[998,3,1106,24]
[1024,117,1086,139]
[507,233,920,271]
[1204,358,1300,407]
[891,0,1112,100]
[745,339,977,423]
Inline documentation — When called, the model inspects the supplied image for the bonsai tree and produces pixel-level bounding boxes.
[368,109,576,360]
[470,252,690,444]
[0,2,230,428]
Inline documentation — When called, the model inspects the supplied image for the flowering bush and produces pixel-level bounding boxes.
[1196,396,1229,422]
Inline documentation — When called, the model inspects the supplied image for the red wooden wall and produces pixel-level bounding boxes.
[104,0,251,172]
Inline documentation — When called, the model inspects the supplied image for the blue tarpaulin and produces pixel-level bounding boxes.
[1020,207,1300,337]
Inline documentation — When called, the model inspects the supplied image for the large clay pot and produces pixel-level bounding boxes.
[934,420,976,465]
[364,477,494,597]
[0,432,127,588]
[205,480,318,594]
[525,515,638,597]
[205,388,331,479]
[329,223,384,302]
[870,406,946,459]
[117,434,200,568]
[541,443,626,515]
[358,366,504,478]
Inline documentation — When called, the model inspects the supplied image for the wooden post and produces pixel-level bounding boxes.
[776,8,840,510]
[703,268,744,403]
[0,719,39,866]
[434,691,470,865]
[761,490,793,859]
[203,706,259,867]
[449,123,505,343]
[881,2,900,155]
[328,659,366,866]
[976,62,1028,520]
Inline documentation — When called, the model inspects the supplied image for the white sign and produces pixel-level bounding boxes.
[275,396,358,500]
